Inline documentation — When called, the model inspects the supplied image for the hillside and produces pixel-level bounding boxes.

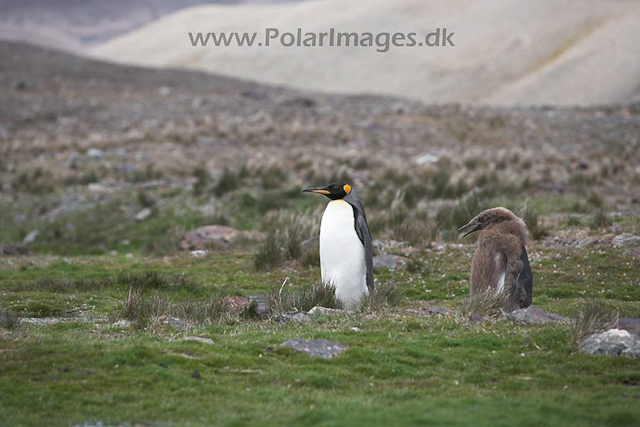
[89,0,640,106]
[0,0,300,52]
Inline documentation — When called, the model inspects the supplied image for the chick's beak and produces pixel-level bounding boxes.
[458,220,481,239]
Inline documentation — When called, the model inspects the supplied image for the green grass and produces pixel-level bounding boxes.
[0,243,639,426]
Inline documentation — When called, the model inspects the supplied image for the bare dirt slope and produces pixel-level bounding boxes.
[89,0,640,106]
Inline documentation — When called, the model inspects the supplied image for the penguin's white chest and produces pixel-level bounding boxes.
[319,200,368,309]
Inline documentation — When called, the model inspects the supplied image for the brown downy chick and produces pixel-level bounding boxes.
[459,207,533,311]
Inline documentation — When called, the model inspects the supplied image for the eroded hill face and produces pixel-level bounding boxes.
[88,0,640,106]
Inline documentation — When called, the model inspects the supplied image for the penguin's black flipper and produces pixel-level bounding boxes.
[516,246,533,307]
[345,192,374,292]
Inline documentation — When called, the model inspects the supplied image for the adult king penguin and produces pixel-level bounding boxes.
[459,207,533,310]
[303,182,373,309]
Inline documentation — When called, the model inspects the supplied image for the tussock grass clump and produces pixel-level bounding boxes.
[269,282,342,313]
[436,193,486,240]
[214,168,240,196]
[361,280,402,311]
[589,209,611,229]
[522,203,548,240]
[457,290,509,319]
[573,301,619,341]
[0,306,20,330]
[254,211,319,271]
[121,287,227,327]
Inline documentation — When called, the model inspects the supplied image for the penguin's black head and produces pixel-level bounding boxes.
[302,182,352,200]
[458,207,522,238]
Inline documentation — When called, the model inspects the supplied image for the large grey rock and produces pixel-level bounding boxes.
[505,306,568,325]
[281,339,346,359]
[580,329,640,358]
[373,254,409,270]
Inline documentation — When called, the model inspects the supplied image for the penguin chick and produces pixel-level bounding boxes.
[302,182,373,309]
[459,207,533,310]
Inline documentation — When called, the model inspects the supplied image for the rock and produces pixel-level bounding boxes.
[373,254,409,270]
[157,315,189,328]
[222,296,250,314]
[281,338,346,359]
[192,370,201,379]
[415,153,439,166]
[0,244,29,256]
[468,313,487,324]
[505,306,569,325]
[22,230,39,244]
[372,239,386,251]
[616,318,640,334]
[308,306,347,316]
[134,207,152,221]
[183,336,214,345]
[350,327,362,332]
[275,311,311,323]
[421,306,458,317]
[577,236,600,248]
[86,148,104,160]
[612,233,640,247]
[180,225,243,250]
[190,250,208,257]
[106,332,125,340]
[580,329,640,358]
[112,319,131,328]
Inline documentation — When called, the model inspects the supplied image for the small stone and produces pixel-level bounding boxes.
[468,313,487,324]
[134,207,152,221]
[421,306,458,318]
[281,339,346,359]
[505,306,568,325]
[577,237,600,248]
[373,254,409,270]
[62,366,69,372]
[22,230,39,244]
[350,327,362,333]
[86,148,105,160]
[190,250,208,257]
[183,336,214,345]
[158,315,189,328]
[106,332,125,340]
[308,306,347,316]
[112,319,131,328]
[275,311,311,323]
[192,370,201,379]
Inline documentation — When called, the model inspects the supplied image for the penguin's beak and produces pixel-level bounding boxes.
[302,187,330,195]
[458,221,481,238]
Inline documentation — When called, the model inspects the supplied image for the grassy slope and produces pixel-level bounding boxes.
[1,243,639,426]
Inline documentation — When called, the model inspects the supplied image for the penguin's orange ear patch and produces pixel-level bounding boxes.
[343,184,351,195]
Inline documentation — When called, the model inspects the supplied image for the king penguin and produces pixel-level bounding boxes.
[459,207,533,310]
[302,182,374,309]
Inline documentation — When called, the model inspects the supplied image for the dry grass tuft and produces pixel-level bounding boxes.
[573,300,619,341]
[0,305,21,330]
[361,280,402,311]
[457,290,509,319]
[269,281,342,313]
